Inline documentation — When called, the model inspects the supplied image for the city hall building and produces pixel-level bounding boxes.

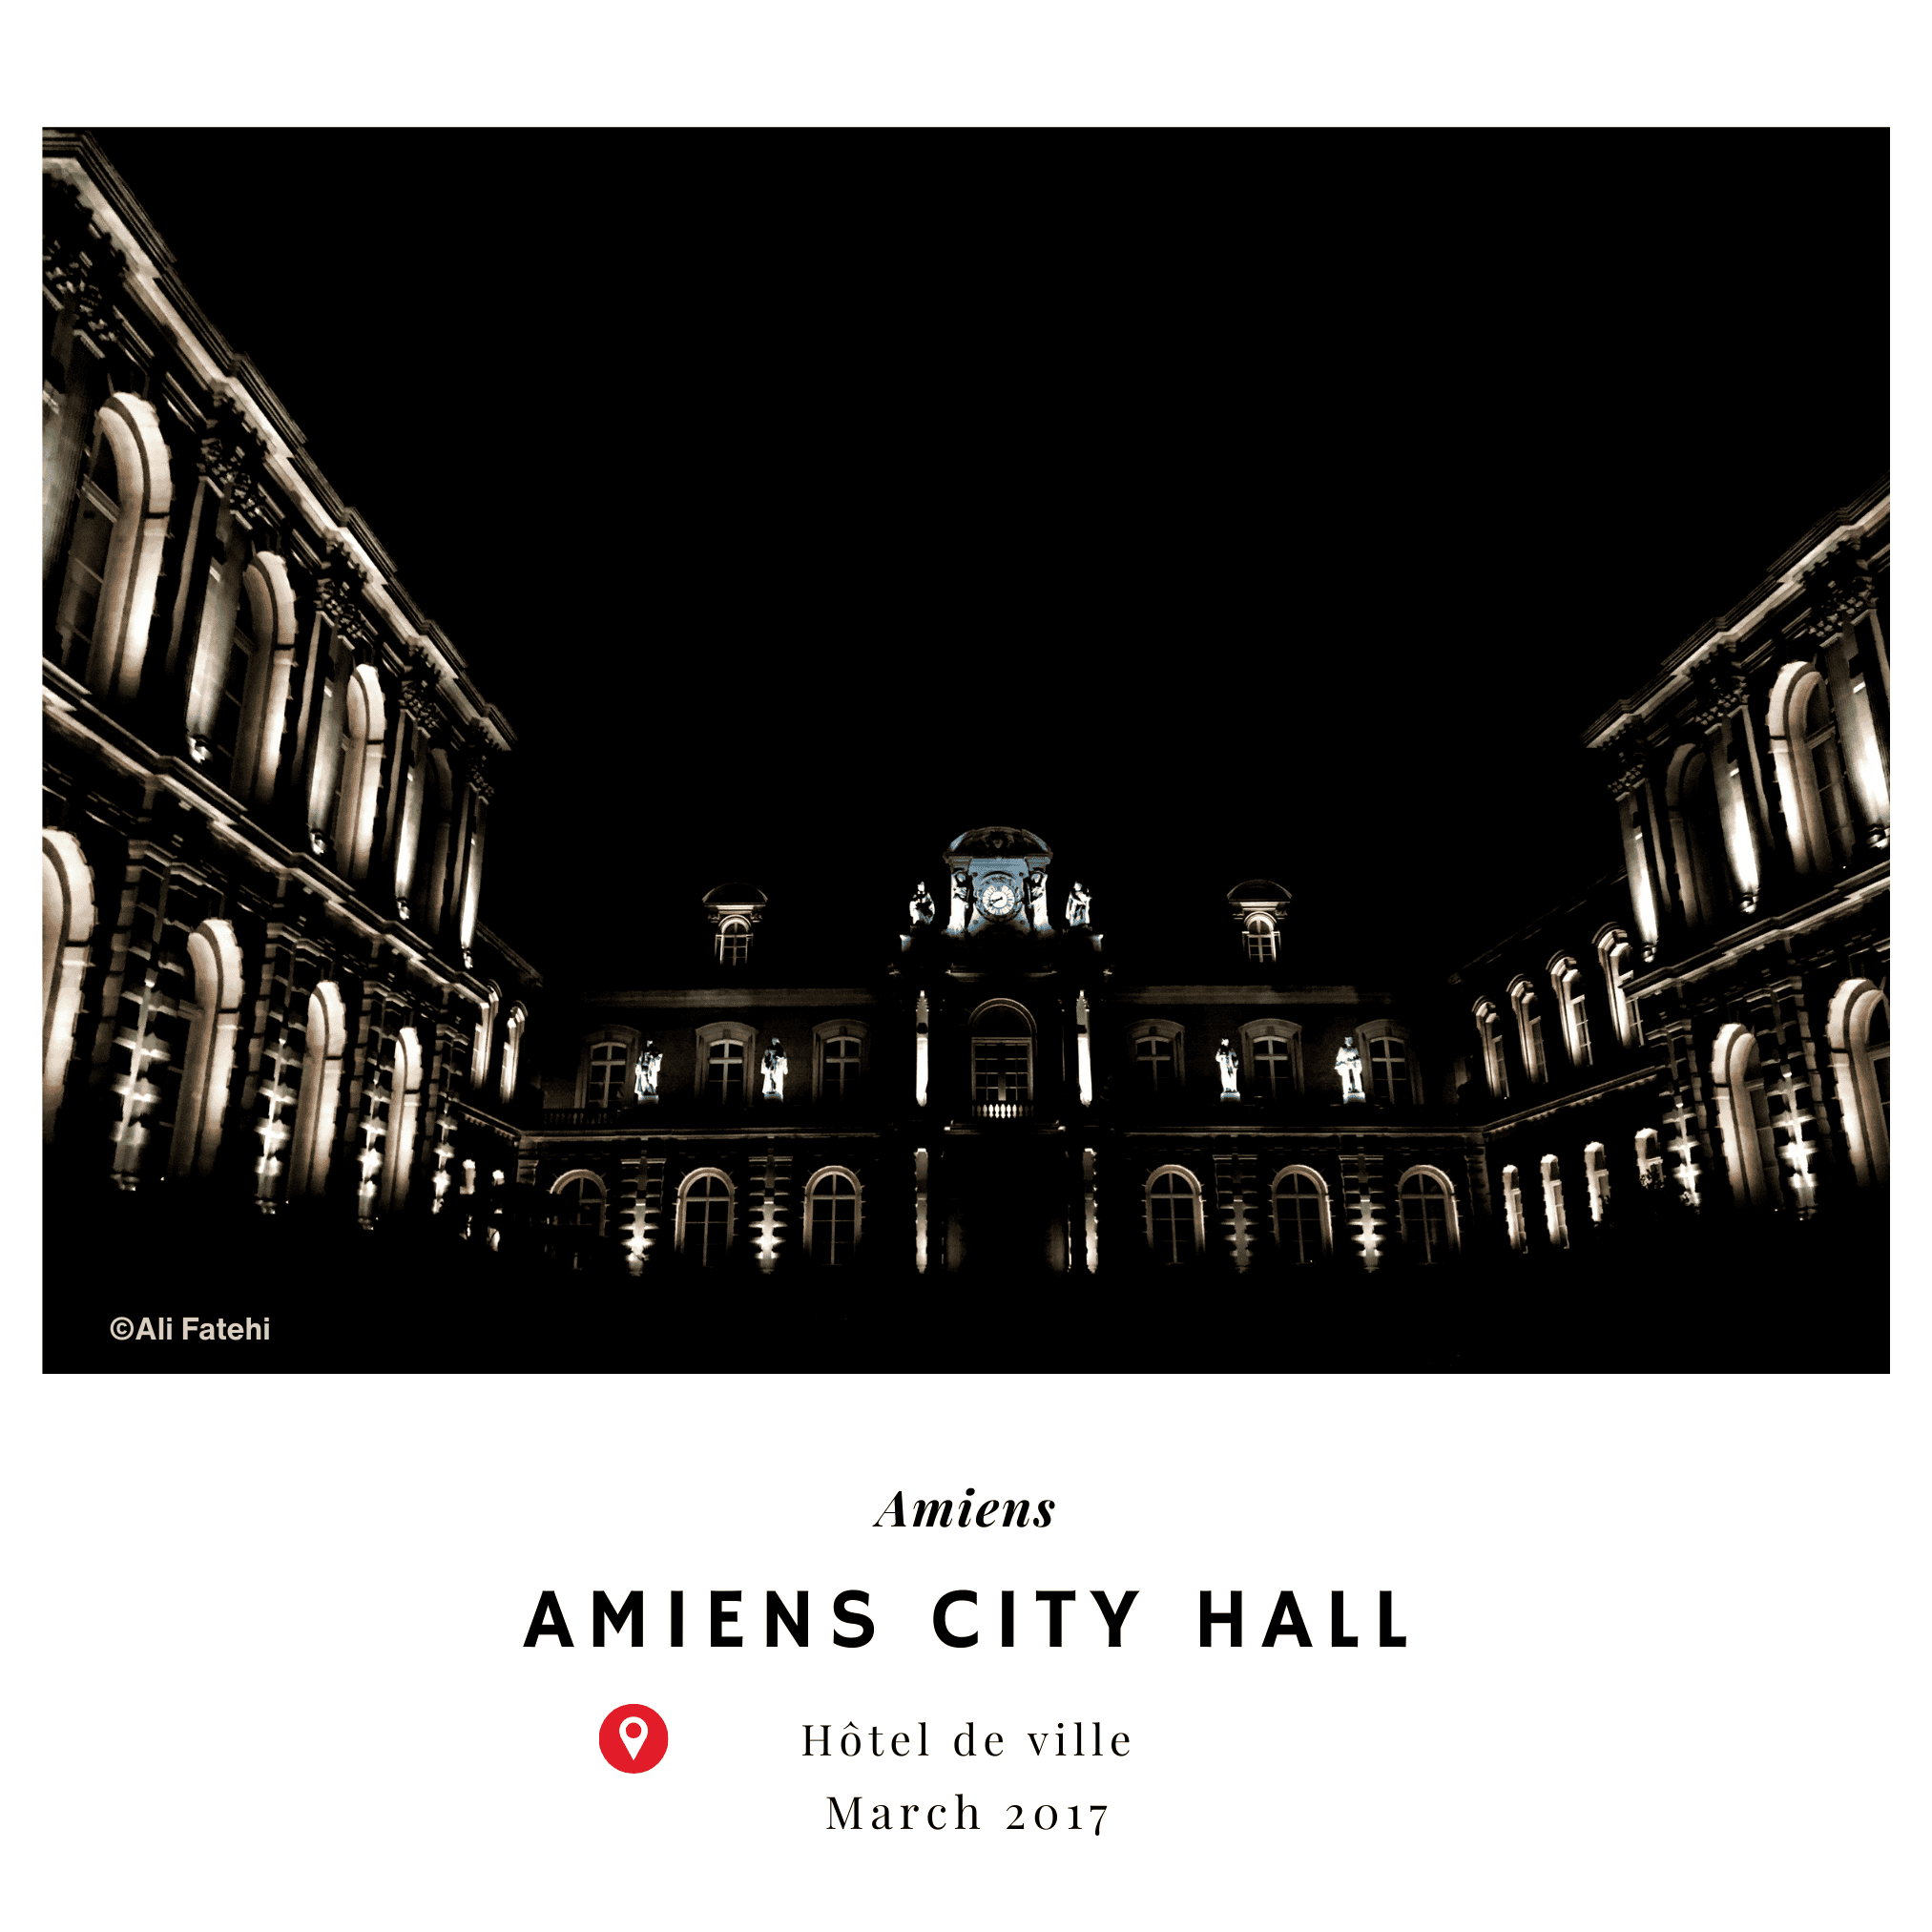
[41,135,536,1236]
[41,132,1889,1291]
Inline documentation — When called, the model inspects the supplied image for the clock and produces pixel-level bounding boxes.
[980,872,1020,920]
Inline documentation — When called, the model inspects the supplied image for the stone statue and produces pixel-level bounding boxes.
[910,881,935,927]
[1336,1035,1365,1103]
[1215,1037,1240,1099]
[634,1039,661,1101]
[761,1036,788,1101]
[947,870,972,936]
[1066,880,1091,928]
[1026,869,1049,931]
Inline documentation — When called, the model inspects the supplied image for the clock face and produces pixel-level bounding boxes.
[980,872,1020,919]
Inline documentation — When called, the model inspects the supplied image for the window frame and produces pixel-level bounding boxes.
[812,1019,871,1102]
[577,1025,641,1110]
[675,1167,735,1265]
[1237,1019,1304,1098]
[1354,1018,1420,1107]
[1127,1018,1186,1095]
[694,1020,758,1106]
[1395,1164,1460,1262]
[1144,1163,1206,1264]
[1507,977,1548,1086]
[801,1164,863,1265]
[1473,998,1509,1099]
[551,1167,608,1238]
[1270,1164,1332,1262]
[1548,953,1592,1070]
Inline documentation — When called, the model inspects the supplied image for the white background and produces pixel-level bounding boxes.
[10,1373,1921,1927]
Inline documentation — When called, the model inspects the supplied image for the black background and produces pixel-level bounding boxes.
[82,130,1889,986]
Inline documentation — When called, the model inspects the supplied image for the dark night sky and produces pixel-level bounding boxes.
[81,130,1888,988]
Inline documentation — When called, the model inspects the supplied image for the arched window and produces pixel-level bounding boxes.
[41,829,94,1142]
[1356,1019,1418,1106]
[551,1169,607,1237]
[1539,1154,1569,1248]
[285,981,346,1200]
[804,1167,862,1265]
[1595,925,1638,1049]
[52,395,173,699]
[677,1169,734,1264]
[1634,1128,1664,1188]
[1500,1165,1527,1252]
[1473,999,1509,1100]
[1826,978,1889,1188]
[1548,955,1591,1069]
[168,918,244,1180]
[209,565,255,780]
[1271,1167,1331,1263]
[420,750,456,935]
[1665,743,1729,930]
[1145,1166,1203,1264]
[1238,1020,1303,1098]
[1769,662,1860,876]
[717,917,751,966]
[973,1001,1034,1118]
[1508,978,1548,1085]
[500,1005,526,1106]
[52,420,119,675]
[471,986,499,1091]
[1396,1167,1459,1261]
[376,1026,423,1216]
[1712,1023,1778,1209]
[1583,1143,1611,1223]
[1243,914,1278,964]
[331,664,386,882]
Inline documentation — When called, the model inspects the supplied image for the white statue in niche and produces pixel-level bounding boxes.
[761,1036,788,1101]
[634,1039,662,1101]
[1215,1038,1240,1099]
[1336,1036,1365,1102]
[1026,870,1050,931]
[1066,880,1091,927]
[910,882,935,927]
[947,871,972,936]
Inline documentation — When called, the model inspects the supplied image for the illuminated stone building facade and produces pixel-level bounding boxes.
[522,482,1890,1281]
[519,827,1488,1278]
[1449,480,1890,1247]
[41,135,535,1236]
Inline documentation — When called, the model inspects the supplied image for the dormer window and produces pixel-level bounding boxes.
[1226,879,1291,967]
[701,882,766,966]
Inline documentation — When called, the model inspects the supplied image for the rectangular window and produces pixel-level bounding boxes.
[1133,1035,1174,1091]
[972,1040,1029,1112]
[587,1043,627,1109]
[1368,1038,1410,1105]
[1253,1036,1297,1096]
[823,1036,862,1098]
[706,1040,744,1105]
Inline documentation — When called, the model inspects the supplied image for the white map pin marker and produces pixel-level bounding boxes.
[620,1715,649,1761]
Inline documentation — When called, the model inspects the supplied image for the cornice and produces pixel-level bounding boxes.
[43,135,514,756]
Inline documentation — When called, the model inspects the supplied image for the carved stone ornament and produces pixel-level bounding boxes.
[397,647,443,731]
[316,546,374,649]
[460,745,495,800]
[1599,730,1651,800]
[43,196,124,351]
[1801,537,1877,638]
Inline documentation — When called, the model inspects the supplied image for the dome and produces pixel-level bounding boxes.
[701,882,768,907]
[1226,879,1291,907]
[946,826,1052,860]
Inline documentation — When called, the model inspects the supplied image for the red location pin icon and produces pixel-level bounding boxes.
[599,1703,669,1774]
